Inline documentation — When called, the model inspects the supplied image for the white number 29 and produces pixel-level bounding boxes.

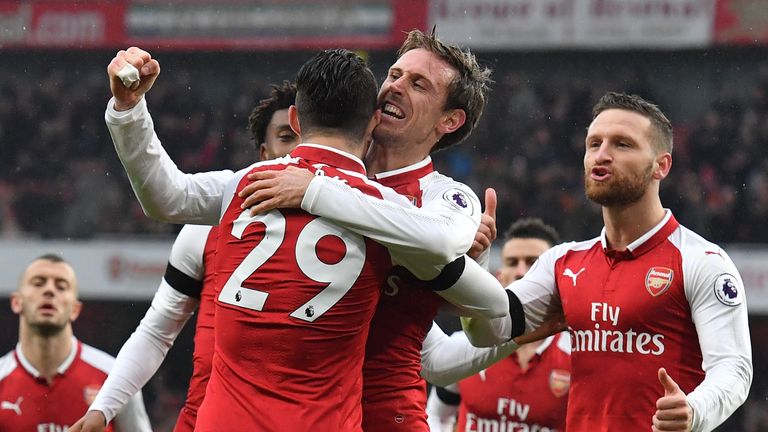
[218,209,366,322]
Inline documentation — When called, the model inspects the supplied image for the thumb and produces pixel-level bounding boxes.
[483,188,497,220]
[658,367,680,395]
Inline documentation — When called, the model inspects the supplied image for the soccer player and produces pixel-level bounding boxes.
[101,30,514,432]
[0,254,151,432]
[464,92,753,431]
[426,218,571,432]
[237,31,509,431]
[70,83,299,432]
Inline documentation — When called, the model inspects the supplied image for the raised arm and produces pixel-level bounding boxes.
[105,47,234,225]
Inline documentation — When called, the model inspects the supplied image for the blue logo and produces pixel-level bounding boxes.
[714,273,742,306]
[452,192,467,208]
[442,188,475,215]
[722,278,737,299]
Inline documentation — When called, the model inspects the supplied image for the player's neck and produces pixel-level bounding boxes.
[301,135,366,161]
[19,326,74,384]
[365,139,429,175]
[601,194,666,251]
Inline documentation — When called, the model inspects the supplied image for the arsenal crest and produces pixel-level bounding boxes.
[84,385,102,405]
[549,369,570,398]
[645,267,674,297]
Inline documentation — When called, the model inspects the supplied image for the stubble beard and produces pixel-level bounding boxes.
[585,163,653,207]
[26,307,68,337]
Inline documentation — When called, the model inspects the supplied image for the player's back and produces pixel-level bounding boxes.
[198,144,391,432]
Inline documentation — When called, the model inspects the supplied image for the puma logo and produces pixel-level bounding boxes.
[1,396,22,415]
[563,268,585,286]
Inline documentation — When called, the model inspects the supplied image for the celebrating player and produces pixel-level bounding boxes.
[426,218,570,432]
[98,29,517,431]
[222,30,511,431]
[71,82,299,432]
[464,92,752,431]
[0,254,151,432]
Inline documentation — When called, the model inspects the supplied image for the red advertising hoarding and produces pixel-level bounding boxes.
[714,0,768,45]
[0,1,125,48]
[0,0,427,50]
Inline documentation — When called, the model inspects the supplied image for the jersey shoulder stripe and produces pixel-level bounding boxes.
[0,351,16,380]
[80,343,116,374]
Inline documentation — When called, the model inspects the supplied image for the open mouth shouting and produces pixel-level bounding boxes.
[382,102,405,120]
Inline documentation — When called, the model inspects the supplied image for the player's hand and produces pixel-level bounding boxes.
[467,188,497,259]
[513,304,566,345]
[240,166,314,215]
[652,368,693,432]
[107,47,161,111]
[68,410,108,432]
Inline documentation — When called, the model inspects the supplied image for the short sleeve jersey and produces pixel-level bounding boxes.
[0,340,116,432]
[456,333,571,432]
[195,144,392,432]
[511,212,748,431]
[362,158,481,432]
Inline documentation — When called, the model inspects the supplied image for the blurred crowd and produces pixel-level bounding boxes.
[2,51,768,245]
[1,49,767,431]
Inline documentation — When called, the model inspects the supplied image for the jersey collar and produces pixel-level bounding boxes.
[600,210,679,260]
[372,156,434,188]
[15,336,80,378]
[289,143,367,175]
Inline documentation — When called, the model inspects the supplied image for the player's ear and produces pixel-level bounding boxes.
[10,292,22,315]
[70,299,83,322]
[653,152,672,180]
[437,108,466,135]
[259,143,268,162]
[288,105,301,136]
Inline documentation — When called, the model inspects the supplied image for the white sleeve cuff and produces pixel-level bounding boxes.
[105,96,147,125]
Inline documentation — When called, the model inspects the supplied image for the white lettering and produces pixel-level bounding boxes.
[463,411,555,432]
[515,403,530,421]
[636,332,652,354]
[37,424,67,432]
[571,327,666,356]
[589,302,619,325]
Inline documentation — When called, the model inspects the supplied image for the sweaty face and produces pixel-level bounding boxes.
[374,48,458,150]
[497,238,551,286]
[584,109,657,207]
[11,260,81,336]
[260,109,300,161]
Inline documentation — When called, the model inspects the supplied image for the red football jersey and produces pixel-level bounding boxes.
[456,333,571,432]
[362,158,472,432]
[512,212,749,431]
[195,144,391,432]
[0,340,115,432]
[173,225,219,432]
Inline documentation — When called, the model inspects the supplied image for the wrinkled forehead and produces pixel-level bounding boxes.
[390,49,457,91]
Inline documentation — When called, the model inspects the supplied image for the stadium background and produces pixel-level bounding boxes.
[0,0,767,429]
